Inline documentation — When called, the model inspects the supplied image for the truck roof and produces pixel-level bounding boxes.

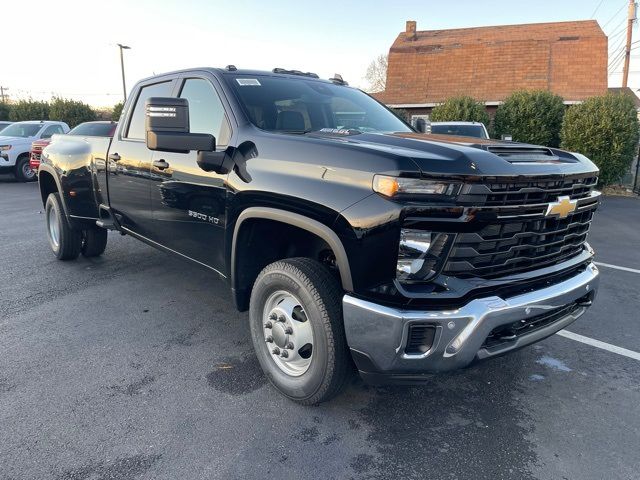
[136,67,343,86]
[13,120,68,125]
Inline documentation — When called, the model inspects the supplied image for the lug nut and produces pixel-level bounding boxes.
[269,313,277,320]
[280,350,289,358]
[286,342,294,350]
[272,347,280,355]
[266,336,274,343]
[284,327,293,335]
[278,315,286,323]
[264,321,273,329]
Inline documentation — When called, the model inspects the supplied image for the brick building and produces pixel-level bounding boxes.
[374,20,608,123]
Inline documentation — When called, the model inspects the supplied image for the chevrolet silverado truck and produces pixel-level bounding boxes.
[0,120,69,181]
[38,67,601,404]
[30,121,117,173]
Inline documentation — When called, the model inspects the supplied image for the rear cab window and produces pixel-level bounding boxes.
[125,81,174,140]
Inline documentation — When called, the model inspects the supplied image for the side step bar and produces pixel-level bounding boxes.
[97,204,118,230]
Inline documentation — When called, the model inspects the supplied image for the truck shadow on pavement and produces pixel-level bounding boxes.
[196,273,538,480]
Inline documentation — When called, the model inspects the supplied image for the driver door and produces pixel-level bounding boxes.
[148,76,233,274]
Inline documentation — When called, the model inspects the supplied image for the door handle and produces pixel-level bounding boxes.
[108,153,121,162]
[153,159,170,170]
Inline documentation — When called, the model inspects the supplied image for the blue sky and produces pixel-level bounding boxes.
[3,0,634,106]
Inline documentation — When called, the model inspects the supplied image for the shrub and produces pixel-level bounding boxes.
[9,99,50,121]
[494,90,565,146]
[0,103,10,121]
[389,107,409,123]
[49,97,96,128]
[561,93,639,185]
[430,96,490,126]
[111,102,124,121]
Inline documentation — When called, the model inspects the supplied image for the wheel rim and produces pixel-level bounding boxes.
[47,206,60,249]
[22,162,35,180]
[263,290,313,376]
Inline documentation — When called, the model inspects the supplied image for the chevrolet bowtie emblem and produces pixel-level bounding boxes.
[545,196,577,219]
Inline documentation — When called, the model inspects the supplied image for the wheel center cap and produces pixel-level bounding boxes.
[272,322,288,348]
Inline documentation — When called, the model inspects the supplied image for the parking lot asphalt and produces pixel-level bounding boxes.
[1,177,639,480]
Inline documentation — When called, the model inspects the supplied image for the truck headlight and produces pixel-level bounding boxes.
[373,175,460,198]
[397,229,452,282]
[0,145,12,151]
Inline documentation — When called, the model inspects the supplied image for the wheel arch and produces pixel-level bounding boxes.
[38,166,75,226]
[231,207,353,311]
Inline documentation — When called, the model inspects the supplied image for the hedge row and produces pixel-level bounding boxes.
[0,98,123,128]
[429,91,640,185]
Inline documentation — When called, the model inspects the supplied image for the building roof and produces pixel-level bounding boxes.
[608,87,640,108]
[375,20,608,106]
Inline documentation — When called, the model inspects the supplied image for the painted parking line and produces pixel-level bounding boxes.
[557,330,640,362]
[594,262,640,275]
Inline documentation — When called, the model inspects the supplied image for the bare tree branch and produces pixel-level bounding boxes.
[365,54,388,93]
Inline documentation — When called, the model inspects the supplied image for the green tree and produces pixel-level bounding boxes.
[430,96,490,126]
[49,97,96,128]
[111,102,124,121]
[561,93,639,186]
[9,99,50,121]
[494,90,565,147]
[0,102,11,121]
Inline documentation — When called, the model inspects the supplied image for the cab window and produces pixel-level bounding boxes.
[179,78,231,147]
[41,124,64,139]
[126,81,173,140]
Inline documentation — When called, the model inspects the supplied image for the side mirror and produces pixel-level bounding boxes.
[145,97,215,153]
[415,118,427,133]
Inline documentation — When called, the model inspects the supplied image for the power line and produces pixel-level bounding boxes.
[591,0,606,18]
[608,20,629,41]
[609,43,640,73]
[602,2,629,29]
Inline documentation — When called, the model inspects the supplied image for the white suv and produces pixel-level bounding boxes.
[0,121,70,181]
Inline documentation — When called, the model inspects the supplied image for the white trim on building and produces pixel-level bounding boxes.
[388,100,583,108]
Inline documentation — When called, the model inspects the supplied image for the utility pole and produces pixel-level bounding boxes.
[0,86,8,103]
[117,44,131,101]
[622,0,637,88]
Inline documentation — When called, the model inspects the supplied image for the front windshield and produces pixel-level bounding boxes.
[0,123,42,138]
[430,124,487,139]
[226,75,412,134]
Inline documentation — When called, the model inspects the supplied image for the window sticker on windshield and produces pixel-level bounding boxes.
[236,78,261,86]
[318,128,361,135]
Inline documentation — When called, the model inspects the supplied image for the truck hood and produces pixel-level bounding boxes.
[306,131,598,178]
[0,136,34,146]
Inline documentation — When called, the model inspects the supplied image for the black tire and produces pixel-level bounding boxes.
[14,154,37,182]
[81,227,108,257]
[249,257,351,405]
[45,193,82,260]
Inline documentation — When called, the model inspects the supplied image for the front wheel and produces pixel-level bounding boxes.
[249,258,351,405]
[15,155,37,182]
[45,193,82,260]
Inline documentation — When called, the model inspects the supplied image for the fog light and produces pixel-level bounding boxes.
[397,229,450,282]
[405,324,437,355]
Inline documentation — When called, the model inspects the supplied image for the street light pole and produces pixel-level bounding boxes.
[117,43,131,101]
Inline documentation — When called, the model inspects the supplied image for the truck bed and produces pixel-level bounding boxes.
[41,134,113,220]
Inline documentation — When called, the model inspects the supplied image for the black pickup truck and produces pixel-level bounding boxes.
[39,67,601,404]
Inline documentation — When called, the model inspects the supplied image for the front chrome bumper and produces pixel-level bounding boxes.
[343,262,599,381]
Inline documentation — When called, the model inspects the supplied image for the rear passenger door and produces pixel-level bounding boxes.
[148,76,232,274]
[107,79,176,237]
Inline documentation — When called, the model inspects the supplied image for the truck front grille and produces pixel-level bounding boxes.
[461,176,597,207]
[439,175,599,280]
[444,209,594,279]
